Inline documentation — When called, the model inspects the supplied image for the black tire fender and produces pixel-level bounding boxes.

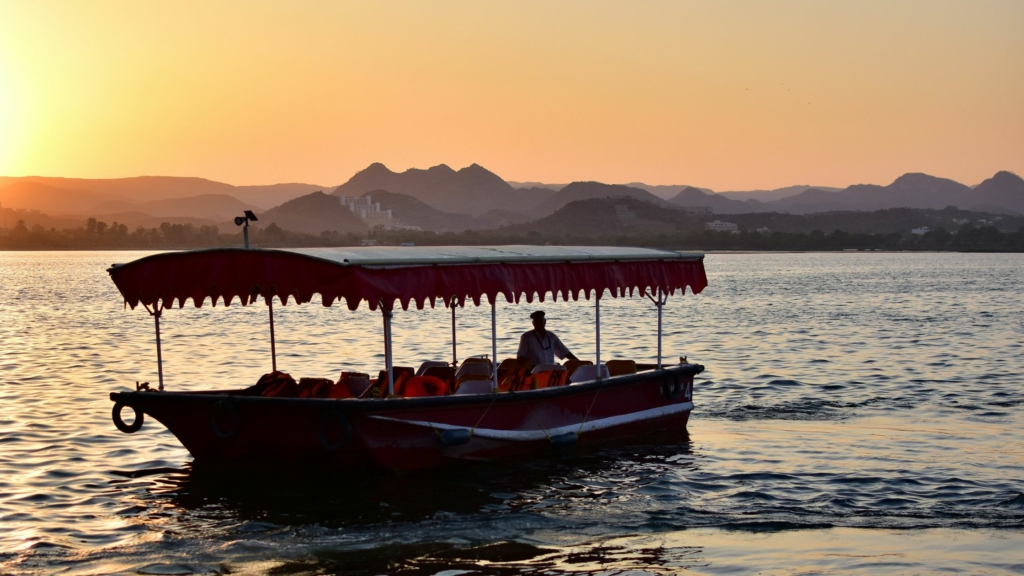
[112,402,144,434]
[211,399,240,439]
[661,371,683,401]
[318,408,352,451]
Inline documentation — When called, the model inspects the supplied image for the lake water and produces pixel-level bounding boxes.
[1,251,1023,575]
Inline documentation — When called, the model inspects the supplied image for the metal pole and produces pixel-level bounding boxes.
[491,297,498,392]
[451,296,458,366]
[595,290,601,372]
[243,222,250,249]
[154,306,164,391]
[656,287,663,370]
[383,306,394,397]
[268,298,277,372]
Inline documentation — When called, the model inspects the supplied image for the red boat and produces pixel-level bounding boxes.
[108,246,707,472]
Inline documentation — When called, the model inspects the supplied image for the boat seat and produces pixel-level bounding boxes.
[569,364,610,384]
[423,365,455,385]
[531,363,565,375]
[454,377,494,395]
[562,359,592,378]
[496,358,522,370]
[496,357,521,378]
[260,372,299,397]
[455,361,491,381]
[298,378,333,398]
[455,371,491,388]
[416,361,450,377]
[246,371,292,396]
[363,367,414,398]
[606,360,637,377]
[345,375,371,397]
[332,371,371,398]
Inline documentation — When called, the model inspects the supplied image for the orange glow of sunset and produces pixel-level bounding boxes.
[1,1,1022,190]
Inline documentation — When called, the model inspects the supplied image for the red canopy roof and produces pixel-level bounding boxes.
[108,246,707,311]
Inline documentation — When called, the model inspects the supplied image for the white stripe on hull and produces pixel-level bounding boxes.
[368,401,694,442]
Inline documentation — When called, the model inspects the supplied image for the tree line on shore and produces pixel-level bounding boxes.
[2,216,1023,252]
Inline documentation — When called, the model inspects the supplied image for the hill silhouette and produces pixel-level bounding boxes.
[256,191,367,235]
[361,190,493,232]
[332,162,553,216]
[92,194,261,221]
[669,186,766,213]
[0,176,323,210]
[518,196,697,236]
[718,185,842,202]
[529,182,674,217]
[0,181,119,215]
[770,173,977,213]
[971,171,1024,213]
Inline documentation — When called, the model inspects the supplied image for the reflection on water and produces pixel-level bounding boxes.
[1,251,1023,574]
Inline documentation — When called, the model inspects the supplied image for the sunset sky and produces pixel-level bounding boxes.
[1,1,1021,190]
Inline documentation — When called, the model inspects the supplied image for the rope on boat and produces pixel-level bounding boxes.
[577,387,601,436]
[471,392,499,436]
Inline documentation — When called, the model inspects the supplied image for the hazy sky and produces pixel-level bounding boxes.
[1,1,1021,190]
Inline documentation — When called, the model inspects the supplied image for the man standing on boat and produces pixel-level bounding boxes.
[517,311,579,367]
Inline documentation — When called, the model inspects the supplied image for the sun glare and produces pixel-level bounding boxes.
[0,56,29,176]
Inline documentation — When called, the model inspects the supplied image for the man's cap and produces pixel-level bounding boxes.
[530,310,545,320]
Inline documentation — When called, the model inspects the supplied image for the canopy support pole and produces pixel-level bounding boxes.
[646,287,668,370]
[595,290,601,373]
[143,302,165,391]
[268,298,277,372]
[491,297,498,392]
[382,305,394,397]
[155,307,164,391]
[657,288,663,369]
[451,296,458,367]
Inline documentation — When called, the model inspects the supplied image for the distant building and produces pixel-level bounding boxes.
[339,195,394,229]
[756,227,771,234]
[911,227,930,235]
[614,204,636,223]
[680,206,711,214]
[360,238,377,246]
[705,220,739,233]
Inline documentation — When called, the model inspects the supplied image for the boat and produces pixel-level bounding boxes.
[107,245,708,472]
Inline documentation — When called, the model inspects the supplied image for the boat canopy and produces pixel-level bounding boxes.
[108,245,707,311]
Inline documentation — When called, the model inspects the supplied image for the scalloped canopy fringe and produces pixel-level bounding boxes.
[108,247,707,312]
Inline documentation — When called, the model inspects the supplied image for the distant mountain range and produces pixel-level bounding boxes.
[509,180,839,202]
[665,172,1024,215]
[518,196,1024,238]
[718,185,843,202]
[0,176,324,211]
[529,182,674,216]
[92,194,261,222]
[1,165,1022,238]
[332,163,553,216]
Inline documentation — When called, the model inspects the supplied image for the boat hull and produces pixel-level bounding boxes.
[110,365,700,472]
